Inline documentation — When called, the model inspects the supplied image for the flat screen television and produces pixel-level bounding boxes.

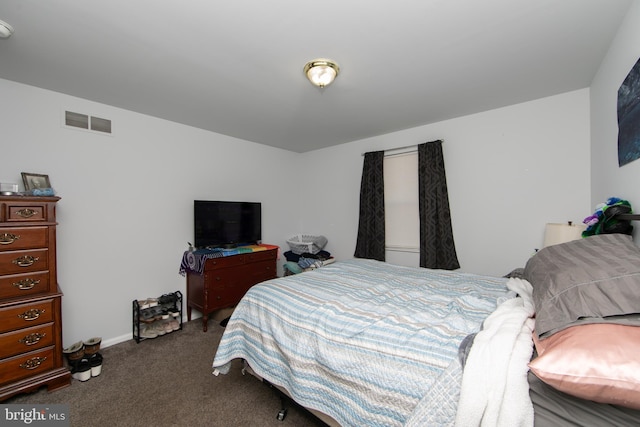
[194,200,262,249]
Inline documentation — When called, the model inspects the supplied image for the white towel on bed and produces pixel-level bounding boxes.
[455,278,535,427]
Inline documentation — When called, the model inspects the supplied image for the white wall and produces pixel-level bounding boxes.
[0,79,300,347]
[0,79,593,347]
[299,89,591,276]
[590,0,640,235]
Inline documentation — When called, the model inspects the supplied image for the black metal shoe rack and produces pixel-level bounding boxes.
[132,291,183,343]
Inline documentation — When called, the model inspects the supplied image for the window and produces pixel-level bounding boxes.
[384,151,419,252]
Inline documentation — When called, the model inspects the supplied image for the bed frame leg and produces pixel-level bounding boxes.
[263,379,289,421]
[276,406,288,421]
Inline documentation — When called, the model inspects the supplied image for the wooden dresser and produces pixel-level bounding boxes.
[0,196,70,401]
[185,247,278,331]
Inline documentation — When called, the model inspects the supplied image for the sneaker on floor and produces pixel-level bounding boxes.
[89,353,103,377]
[71,358,91,382]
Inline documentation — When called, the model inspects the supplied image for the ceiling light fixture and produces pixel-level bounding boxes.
[303,58,340,88]
[0,19,14,39]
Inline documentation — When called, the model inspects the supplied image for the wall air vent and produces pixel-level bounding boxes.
[90,116,111,133]
[65,111,89,129]
[65,110,112,134]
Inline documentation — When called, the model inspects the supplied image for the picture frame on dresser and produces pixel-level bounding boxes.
[21,172,51,191]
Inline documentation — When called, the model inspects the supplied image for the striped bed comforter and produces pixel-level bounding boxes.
[212,259,511,426]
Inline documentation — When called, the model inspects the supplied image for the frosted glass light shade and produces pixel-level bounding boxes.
[0,20,14,38]
[543,222,586,247]
[304,59,340,88]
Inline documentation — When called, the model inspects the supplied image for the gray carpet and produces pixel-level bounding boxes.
[5,319,326,427]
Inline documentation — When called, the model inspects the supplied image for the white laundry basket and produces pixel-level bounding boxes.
[286,235,328,255]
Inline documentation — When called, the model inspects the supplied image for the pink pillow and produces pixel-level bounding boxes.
[529,323,640,409]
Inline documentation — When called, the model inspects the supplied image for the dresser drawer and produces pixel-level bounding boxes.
[0,299,54,334]
[0,227,48,252]
[0,271,51,300]
[245,249,277,263]
[0,347,55,386]
[0,249,48,275]
[207,281,252,308]
[203,255,244,270]
[0,323,54,359]
[246,260,277,282]
[6,204,46,222]
[207,282,240,308]
[205,269,241,289]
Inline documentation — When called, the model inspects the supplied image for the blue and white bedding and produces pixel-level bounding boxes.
[212,258,513,426]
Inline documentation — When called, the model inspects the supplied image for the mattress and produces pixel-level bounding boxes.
[212,258,512,426]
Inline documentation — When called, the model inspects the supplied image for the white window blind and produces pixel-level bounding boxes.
[384,151,419,252]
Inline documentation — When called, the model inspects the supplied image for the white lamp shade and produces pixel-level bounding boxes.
[543,222,586,247]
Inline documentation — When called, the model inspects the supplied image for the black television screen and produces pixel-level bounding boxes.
[194,200,261,249]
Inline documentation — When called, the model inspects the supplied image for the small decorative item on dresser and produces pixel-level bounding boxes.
[0,183,18,195]
[21,172,51,191]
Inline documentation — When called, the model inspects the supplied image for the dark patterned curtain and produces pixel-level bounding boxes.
[418,140,460,270]
[354,151,385,261]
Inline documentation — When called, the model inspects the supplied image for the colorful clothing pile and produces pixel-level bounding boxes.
[582,197,633,237]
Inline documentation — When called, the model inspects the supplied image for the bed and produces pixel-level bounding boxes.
[212,233,640,426]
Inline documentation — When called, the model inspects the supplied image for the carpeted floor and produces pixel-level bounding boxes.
[5,319,326,427]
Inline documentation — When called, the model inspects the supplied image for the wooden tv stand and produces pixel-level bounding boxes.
[185,247,277,331]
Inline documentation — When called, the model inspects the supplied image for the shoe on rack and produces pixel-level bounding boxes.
[138,325,158,339]
[83,337,102,356]
[137,298,158,309]
[89,353,103,377]
[151,323,166,336]
[151,306,166,320]
[71,358,91,382]
[161,321,173,334]
[169,320,180,331]
[168,307,180,318]
[158,293,177,306]
[139,308,156,323]
[142,306,166,321]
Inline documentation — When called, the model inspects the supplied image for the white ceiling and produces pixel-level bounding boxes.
[0,1,633,153]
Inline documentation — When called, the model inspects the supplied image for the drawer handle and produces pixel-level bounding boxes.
[19,332,46,346]
[18,308,45,321]
[16,208,37,218]
[12,255,40,267]
[0,233,20,245]
[13,278,41,290]
[19,356,47,370]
